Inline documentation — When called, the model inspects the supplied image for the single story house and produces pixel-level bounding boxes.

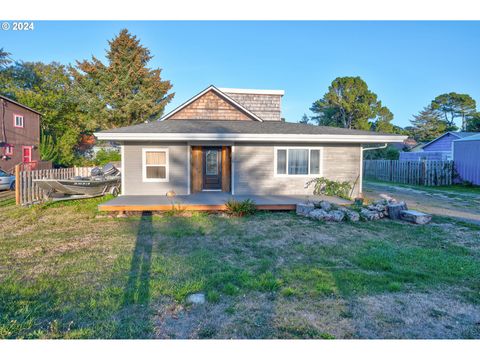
[94,86,406,210]
[453,134,480,185]
[399,131,479,161]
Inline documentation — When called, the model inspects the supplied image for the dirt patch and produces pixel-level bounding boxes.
[350,290,480,339]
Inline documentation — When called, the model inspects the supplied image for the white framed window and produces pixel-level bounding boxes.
[14,114,24,128]
[274,147,323,177]
[5,146,13,156]
[142,148,169,182]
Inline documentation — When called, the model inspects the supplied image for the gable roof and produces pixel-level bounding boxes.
[95,119,407,143]
[453,133,480,142]
[159,85,264,122]
[422,131,480,149]
[0,95,43,116]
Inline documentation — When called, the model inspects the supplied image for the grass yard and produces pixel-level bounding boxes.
[1,195,480,339]
[365,179,480,197]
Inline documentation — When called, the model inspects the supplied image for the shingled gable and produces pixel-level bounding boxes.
[160,85,264,122]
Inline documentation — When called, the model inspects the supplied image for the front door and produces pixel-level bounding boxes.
[203,147,222,190]
[22,146,32,163]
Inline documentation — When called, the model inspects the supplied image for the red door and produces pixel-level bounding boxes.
[22,146,32,163]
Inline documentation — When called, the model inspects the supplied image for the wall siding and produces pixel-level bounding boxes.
[453,140,480,185]
[224,93,282,121]
[169,90,254,121]
[123,142,189,195]
[233,143,361,197]
[423,133,457,152]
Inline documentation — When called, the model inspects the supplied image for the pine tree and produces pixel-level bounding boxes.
[72,29,174,130]
[299,113,310,124]
[410,106,448,142]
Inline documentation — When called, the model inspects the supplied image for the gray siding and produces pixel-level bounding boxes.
[233,143,361,197]
[122,142,189,195]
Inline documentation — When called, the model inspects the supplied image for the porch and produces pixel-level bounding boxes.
[98,192,351,212]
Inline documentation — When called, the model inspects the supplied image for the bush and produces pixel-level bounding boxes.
[224,198,256,217]
[305,177,352,200]
[94,149,121,166]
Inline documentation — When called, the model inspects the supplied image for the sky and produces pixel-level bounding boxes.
[1,21,480,128]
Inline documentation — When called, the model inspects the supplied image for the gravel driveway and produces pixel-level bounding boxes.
[363,181,480,224]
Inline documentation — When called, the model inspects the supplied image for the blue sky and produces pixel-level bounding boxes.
[2,21,480,128]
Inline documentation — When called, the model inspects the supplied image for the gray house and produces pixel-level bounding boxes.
[95,86,406,210]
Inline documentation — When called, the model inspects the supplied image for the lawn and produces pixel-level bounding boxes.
[365,179,480,196]
[1,195,480,339]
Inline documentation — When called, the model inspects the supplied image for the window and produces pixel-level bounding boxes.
[14,114,24,128]
[142,148,169,182]
[275,147,322,176]
[5,146,13,156]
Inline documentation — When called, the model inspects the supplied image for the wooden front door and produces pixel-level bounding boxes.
[202,147,222,190]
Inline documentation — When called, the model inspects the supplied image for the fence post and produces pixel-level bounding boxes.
[15,164,20,205]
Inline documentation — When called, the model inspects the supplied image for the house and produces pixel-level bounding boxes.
[0,95,41,172]
[94,86,406,210]
[453,134,480,185]
[399,132,479,161]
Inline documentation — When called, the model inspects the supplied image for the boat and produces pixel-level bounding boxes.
[34,163,121,200]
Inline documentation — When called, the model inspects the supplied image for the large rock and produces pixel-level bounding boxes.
[329,210,345,222]
[337,207,360,222]
[400,210,432,225]
[360,209,381,221]
[387,201,408,220]
[296,203,315,216]
[315,200,332,211]
[308,209,329,220]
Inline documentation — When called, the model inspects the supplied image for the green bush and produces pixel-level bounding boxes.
[304,177,353,200]
[94,149,121,166]
[224,198,257,217]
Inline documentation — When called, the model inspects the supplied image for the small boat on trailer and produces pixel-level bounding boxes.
[34,163,121,201]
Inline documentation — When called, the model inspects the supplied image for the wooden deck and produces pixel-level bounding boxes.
[98,192,351,212]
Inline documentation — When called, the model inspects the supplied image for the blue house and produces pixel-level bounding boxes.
[399,132,479,161]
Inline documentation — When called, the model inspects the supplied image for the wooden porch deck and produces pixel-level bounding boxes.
[98,192,351,212]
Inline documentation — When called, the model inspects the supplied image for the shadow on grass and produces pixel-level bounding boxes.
[115,211,154,338]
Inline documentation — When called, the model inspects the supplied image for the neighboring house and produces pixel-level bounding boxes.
[399,132,479,161]
[94,86,405,208]
[0,95,41,172]
[453,134,480,185]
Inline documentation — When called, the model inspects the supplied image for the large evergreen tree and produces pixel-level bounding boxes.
[0,48,12,68]
[72,29,174,130]
[431,92,476,131]
[409,106,448,142]
[310,76,394,131]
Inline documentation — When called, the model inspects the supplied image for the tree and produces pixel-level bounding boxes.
[431,92,476,131]
[372,106,394,133]
[299,113,310,124]
[466,112,480,132]
[0,48,12,68]
[409,106,448,142]
[0,61,83,165]
[310,76,393,131]
[71,29,174,130]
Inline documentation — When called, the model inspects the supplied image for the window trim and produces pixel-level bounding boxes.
[13,114,24,128]
[142,148,169,183]
[5,145,13,156]
[274,146,323,177]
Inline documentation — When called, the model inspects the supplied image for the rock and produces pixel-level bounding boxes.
[400,210,432,225]
[186,293,205,305]
[318,200,332,211]
[337,207,360,222]
[360,209,380,221]
[373,199,388,206]
[387,201,408,220]
[329,210,345,222]
[296,203,315,216]
[308,209,329,220]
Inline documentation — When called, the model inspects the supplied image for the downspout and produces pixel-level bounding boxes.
[359,143,388,197]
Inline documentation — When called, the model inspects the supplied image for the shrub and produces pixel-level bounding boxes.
[304,177,353,200]
[224,198,256,217]
[94,149,121,166]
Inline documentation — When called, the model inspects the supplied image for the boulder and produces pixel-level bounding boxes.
[387,201,408,220]
[400,210,432,225]
[296,203,315,216]
[337,207,360,222]
[360,209,381,221]
[329,210,345,222]
[315,200,332,211]
[308,209,329,220]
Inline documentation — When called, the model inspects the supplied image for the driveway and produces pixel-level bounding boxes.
[363,181,480,224]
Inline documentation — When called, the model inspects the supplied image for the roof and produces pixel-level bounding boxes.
[423,131,480,148]
[219,88,284,96]
[453,133,480,142]
[159,85,264,122]
[95,119,407,143]
[0,95,43,116]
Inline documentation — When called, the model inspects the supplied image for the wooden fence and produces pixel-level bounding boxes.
[363,160,454,186]
[15,166,93,206]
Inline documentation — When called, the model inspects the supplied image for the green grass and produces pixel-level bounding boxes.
[1,197,479,338]
[365,179,480,196]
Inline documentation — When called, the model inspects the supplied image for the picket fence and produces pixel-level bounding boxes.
[363,160,454,186]
[15,166,93,206]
